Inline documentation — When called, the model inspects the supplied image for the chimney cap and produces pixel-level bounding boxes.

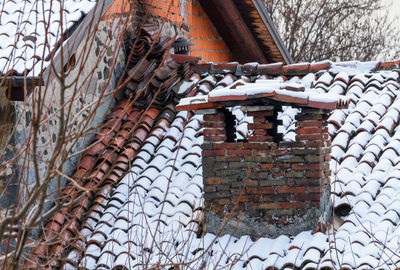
[177,80,349,112]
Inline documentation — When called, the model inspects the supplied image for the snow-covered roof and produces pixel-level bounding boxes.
[177,78,350,111]
[0,0,96,76]
[24,34,400,268]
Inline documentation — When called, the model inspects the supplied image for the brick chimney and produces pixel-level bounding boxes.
[177,80,348,238]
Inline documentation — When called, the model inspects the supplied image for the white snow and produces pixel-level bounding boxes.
[0,0,96,75]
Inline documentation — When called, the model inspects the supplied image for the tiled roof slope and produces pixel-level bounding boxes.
[0,0,96,75]
[24,26,198,269]
[53,60,400,269]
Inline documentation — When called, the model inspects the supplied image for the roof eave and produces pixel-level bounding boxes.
[0,76,41,101]
[251,0,293,64]
[197,0,268,64]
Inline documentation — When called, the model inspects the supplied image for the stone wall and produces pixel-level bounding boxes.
[0,87,17,208]
[1,8,200,212]
[202,106,332,239]
[1,19,126,212]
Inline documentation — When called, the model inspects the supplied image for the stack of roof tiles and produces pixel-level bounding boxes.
[26,29,400,269]
[121,25,197,108]
[24,26,197,269]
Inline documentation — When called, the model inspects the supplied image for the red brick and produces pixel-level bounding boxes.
[304,141,325,148]
[307,186,321,193]
[233,195,259,202]
[244,142,272,150]
[227,149,251,155]
[253,129,267,135]
[248,123,274,129]
[291,164,306,171]
[202,149,225,156]
[279,141,304,148]
[306,170,324,178]
[216,156,242,162]
[259,202,276,209]
[298,120,323,128]
[307,163,323,170]
[247,111,274,117]
[204,135,226,142]
[296,134,324,141]
[236,142,250,149]
[206,177,221,185]
[203,114,224,121]
[296,113,325,121]
[203,128,225,136]
[259,187,275,194]
[293,179,320,186]
[277,187,305,193]
[213,142,236,149]
[292,193,320,201]
[245,186,274,195]
[246,187,259,194]
[253,116,267,122]
[277,202,305,209]
[261,163,275,169]
[296,127,323,135]
[203,121,225,128]
[270,149,289,156]
[248,136,273,142]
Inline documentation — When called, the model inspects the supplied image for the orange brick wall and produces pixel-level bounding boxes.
[105,0,131,16]
[188,0,233,63]
[138,0,234,63]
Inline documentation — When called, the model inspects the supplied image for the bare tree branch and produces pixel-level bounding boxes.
[264,0,400,62]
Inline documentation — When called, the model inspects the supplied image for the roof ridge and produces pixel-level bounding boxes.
[192,59,400,77]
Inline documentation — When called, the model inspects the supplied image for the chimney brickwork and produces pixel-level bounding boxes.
[202,107,332,239]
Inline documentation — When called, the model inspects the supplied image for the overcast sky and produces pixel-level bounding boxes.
[385,0,400,21]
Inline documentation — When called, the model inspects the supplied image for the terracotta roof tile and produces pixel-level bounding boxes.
[282,62,310,75]
[258,62,283,75]
[192,60,400,78]
[69,64,400,269]
[25,25,400,270]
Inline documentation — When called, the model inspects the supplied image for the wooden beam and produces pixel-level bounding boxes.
[250,0,293,64]
[198,0,268,64]
[1,76,40,101]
